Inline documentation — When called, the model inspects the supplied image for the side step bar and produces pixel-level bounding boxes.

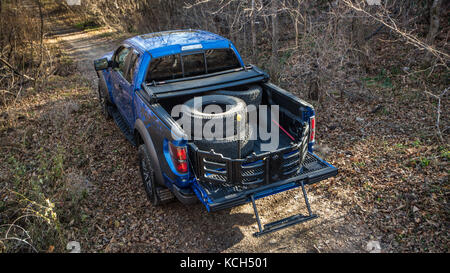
[107,105,136,146]
[251,181,317,237]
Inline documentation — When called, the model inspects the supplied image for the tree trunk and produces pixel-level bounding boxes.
[294,16,299,48]
[271,0,278,71]
[251,0,256,63]
[426,0,442,45]
[0,0,3,51]
[36,0,44,68]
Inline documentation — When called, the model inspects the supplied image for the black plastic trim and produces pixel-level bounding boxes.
[172,184,198,205]
[207,163,338,212]
[134,119,165,186]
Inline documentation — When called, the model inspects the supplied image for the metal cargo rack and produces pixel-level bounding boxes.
[188,140,337,236]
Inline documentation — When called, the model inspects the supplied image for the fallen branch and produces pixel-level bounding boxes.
[342,0,449,64]
[0,89,15,96]
[0,237,38,253]
[0,57,35,81]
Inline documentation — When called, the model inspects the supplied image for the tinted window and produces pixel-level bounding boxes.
[182,53,206,77]
[205,49,241,73]
[146,49,242,82]
[115,47,131,74]
[147,54,183,82]
[125,52,140,83]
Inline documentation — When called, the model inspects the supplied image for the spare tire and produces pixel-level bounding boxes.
[183,95,247,139]
[194,125,255,159]
[211,84,262,107]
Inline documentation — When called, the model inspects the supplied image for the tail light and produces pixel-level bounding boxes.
[169,142,188,173]
[309,116,315,143]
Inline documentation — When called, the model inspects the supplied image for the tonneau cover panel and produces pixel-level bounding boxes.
[142,66,268,100]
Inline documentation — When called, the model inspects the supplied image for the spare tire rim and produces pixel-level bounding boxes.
[188,95,245,117]
[198,102,231,115]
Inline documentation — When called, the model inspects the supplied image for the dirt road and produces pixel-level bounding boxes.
[46,27,380,253]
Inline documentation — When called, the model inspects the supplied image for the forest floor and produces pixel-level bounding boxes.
[0,17,448,252]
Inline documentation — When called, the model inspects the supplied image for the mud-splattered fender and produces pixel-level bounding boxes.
[134,119,165,186]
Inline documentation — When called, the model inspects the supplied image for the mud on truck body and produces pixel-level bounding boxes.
[94,30,338,236]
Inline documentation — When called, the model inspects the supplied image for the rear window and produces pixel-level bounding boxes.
[183,53,206,77]
[146,48,241,82]
[205,49,241,73]
[147,54,183,82]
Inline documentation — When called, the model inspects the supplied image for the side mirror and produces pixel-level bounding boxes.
[94,58,110,71]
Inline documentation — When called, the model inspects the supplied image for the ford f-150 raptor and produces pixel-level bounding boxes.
[94,29,338,236]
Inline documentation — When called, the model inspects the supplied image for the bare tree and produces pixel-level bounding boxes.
[250,0,257,63]
[271,0,278,71]
[36,0,44,69]
[425,87,448,143]
[281,0,305,49]
[342,0,449,64]
[426,0,442,45]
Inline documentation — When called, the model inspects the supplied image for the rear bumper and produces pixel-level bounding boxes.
[172,184,198,205]
[193,153,338,212]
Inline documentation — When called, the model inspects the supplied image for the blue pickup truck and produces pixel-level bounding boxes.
[94,30,337,236]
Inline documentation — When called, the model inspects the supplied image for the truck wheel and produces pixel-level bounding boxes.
[194,125,255,159]
[211,84,262,106]
[98,83,111,120]
[138,144,162,206]
[183,95,247,138]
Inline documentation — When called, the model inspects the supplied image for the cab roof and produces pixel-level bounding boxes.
[125,29,233,58]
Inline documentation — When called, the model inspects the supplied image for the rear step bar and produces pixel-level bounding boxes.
[250,181,317,237]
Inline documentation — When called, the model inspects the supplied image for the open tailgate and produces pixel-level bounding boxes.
[190,151,338,236]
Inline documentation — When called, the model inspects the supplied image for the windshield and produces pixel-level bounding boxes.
[146,48,241,82]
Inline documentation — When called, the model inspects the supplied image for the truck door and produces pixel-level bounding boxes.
[120,50,140,127]
[110,46,133,126]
